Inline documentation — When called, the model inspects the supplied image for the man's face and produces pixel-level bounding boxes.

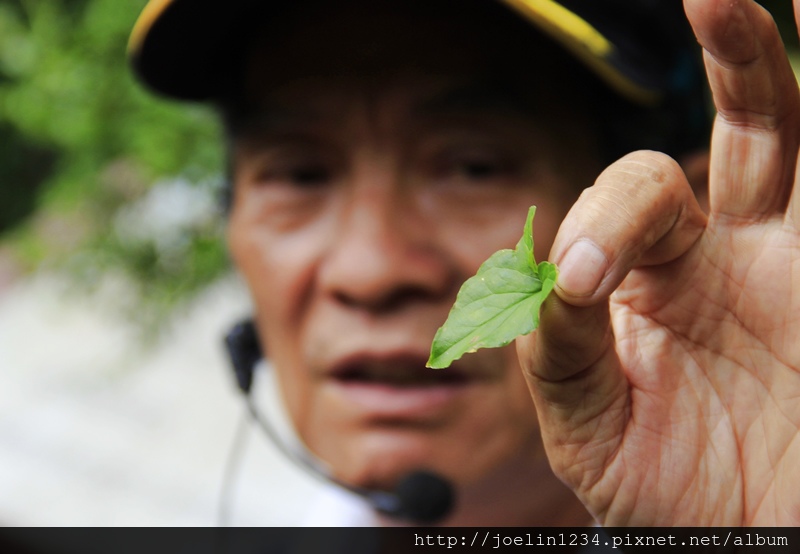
[227,0,602,492]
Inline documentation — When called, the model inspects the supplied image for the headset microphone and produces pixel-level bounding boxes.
[223,319,455,524]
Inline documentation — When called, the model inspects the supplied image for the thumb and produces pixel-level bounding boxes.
[516,293,629,491]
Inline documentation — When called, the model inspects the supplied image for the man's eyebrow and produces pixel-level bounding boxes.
[225,103,321,138]
[416,82,539,119]
[224,82,541,138]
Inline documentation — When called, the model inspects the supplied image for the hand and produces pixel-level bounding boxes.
[517,0,800,526]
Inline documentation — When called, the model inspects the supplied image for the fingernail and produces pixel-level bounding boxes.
[556,239,608,297]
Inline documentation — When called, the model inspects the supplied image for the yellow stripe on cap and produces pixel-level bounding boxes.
[499,0,660,105]
[128,0,175,55]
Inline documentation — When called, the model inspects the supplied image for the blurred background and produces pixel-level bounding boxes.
[0,0,319,526]
[0,0,798,526]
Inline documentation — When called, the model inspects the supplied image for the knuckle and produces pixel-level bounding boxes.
[562,150,692,271]
[610,150,683,190]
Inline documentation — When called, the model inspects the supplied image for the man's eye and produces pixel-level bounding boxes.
[288,164,331,185]
[448,153,511,182]
[456,159,504,179]
[257,161,332,187]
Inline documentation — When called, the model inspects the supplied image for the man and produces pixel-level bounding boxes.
[129,0,800,527]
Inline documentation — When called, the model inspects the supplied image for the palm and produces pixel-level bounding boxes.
[520,0,800,527]
[597,221,800,525]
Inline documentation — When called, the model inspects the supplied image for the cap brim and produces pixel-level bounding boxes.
[500,0,661,105]
[130,0,267,102]
[129,0,665,104]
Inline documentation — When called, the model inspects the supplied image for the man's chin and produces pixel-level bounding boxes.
[310,430,459,492]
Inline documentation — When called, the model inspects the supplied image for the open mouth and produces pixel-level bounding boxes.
[332,358,469,387]
[327,356,472,418]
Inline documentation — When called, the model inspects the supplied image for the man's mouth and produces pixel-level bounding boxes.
[326,355,472,420]
[333,359,468,386]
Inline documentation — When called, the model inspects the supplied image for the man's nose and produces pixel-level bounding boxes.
[317,183,455,312]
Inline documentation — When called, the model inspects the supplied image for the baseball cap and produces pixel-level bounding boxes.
[130,0,703,105]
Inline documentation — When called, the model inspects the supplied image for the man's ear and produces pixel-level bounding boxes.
[679,149,710,213]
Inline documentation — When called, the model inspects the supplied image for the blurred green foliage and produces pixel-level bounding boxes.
[0,0,227,332]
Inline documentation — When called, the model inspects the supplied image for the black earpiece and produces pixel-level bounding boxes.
[223,319,261,394]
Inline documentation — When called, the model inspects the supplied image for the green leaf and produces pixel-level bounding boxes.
[427,206,558,369]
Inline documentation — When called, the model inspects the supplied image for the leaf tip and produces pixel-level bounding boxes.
[426,357,449,370]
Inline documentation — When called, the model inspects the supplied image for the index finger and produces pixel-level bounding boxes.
[684,0,800,218]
